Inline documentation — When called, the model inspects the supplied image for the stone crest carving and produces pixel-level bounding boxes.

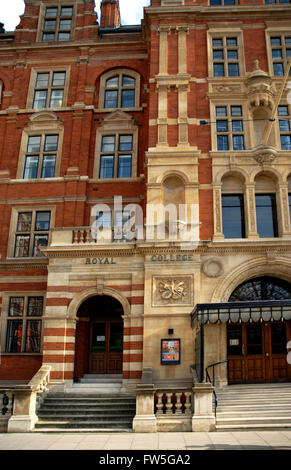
[152,275,193,307]
[202,258,223,278]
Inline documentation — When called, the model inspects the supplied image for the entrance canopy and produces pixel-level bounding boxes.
[191,300,291,326]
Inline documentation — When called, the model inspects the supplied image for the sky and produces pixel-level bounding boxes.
[0,0,151,31]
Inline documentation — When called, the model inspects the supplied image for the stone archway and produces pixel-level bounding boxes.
[74,295,125,379]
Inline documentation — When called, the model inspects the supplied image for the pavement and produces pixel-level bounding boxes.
[0,430,291,450]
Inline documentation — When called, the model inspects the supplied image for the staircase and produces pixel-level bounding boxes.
[215,383,291,431]
[34,375,136,432]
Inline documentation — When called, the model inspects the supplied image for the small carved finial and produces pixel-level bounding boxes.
[254,60,260,71]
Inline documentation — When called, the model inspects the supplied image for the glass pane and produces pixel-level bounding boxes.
[213,50,224,60]
[49,89,64,107]
[58,32,70,41]
[281,135,291,150]
[35,211,50,231]
[286,37,291,45]
[27,297,43,317]
[52,72,66,87]
[110,322,123,351]
[101,135,115,152]
[271,37,282,46]
[24,156,39,179]
[256,194,277,237]
[42,33,55,42]
[212,38,223,47]
[279,119,291,132]
[278,105,289,116]
[25,321,42,352]
[45,7,58,18]
[232,120,243,132]
[214,63,224,77]
[216,106,227,117]
[44,135,58,151]
[33,90,47,108]
[41,155,56,178]
[118,155,132,178]
[119,135,133,151]
[44,20,56,31]
[287,49,291,59]
[227,50,238,60]
[36,73,49,88]
[106,76,119,88]
[6,320,23,353]
[59,19,72,30]
[233,135,245,150]
[99,155,114,178]
[217,135,229,150]
[33,235,48,256]
[61,6,73,17]
[121,89,135,108]
[224,0,236,4]
[14,235,30,257]
[273,63,284,76]
[96,211,111,227]
[216,120,228,132]
[222,195,245,238]
[226,38,238,47]
[17,212,32,232]
[228,63,239,77]
[9,297,24,317]
[210,0,222,4]
[227,325,242,356]
[247,324,262,355]
[271,323,286,354]
[92,323,106,351]
[231,106,242,116]
[122,75,135,87]
[27,136,41,153]
[272,49,283,59]
[104,90,118,108]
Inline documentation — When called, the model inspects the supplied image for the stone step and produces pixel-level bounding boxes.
[41,404,136,410]
[216,416,291,426]
[38,410,136,417]
[216,410,291,418]
[217,404,291,412]
[33,428,133,433]
[35,420,133,429]
[216,423,291,431]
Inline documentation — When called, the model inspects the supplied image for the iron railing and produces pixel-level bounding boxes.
[205,360,229,416]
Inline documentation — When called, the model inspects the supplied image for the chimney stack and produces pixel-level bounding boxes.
[100,0,121,28]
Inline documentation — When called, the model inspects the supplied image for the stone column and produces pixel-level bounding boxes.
[177,83,189,146]
[277,184,291,237]
[156,83,169,147]
[245,184,259,238]
[192,383,216,432]
[176,25,189,75]
[158,26,171,75]
[212,186,224,240]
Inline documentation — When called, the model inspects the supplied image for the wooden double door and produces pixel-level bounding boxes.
[89,319,123,374]
[228,321,291,384]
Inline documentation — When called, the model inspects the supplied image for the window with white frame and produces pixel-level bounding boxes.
[215,105,245,151]
[41,5,74,42]
[212,36,240,77]
[278,105,291,150]
[23,134,58,179]
[5,296,44,353]
[99,70,141,111]
[269,35,291,76]
[99,134,133,179]
[32,71,66,109]
[14,211,51,258]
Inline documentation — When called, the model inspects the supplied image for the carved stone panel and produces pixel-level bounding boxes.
[152,275,193,307]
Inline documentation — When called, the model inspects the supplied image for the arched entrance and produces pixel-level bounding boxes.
[227,276,291,384]
[74,295,124,379]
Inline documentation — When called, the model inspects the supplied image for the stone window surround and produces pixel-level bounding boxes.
[210,100,250,151]
[93,111,138,180]
[213,172,291,240]
[0,292,46,355]
[7,205,56,259]
[207,26,246,79]
[98,69,141,112]
[265,24,291,78]
[26,66,71,111]
[16,112,64,180]
[36,2,76,43]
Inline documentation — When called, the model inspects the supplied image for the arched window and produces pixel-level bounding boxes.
[229,276,291,302]
[99,69,140,111]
